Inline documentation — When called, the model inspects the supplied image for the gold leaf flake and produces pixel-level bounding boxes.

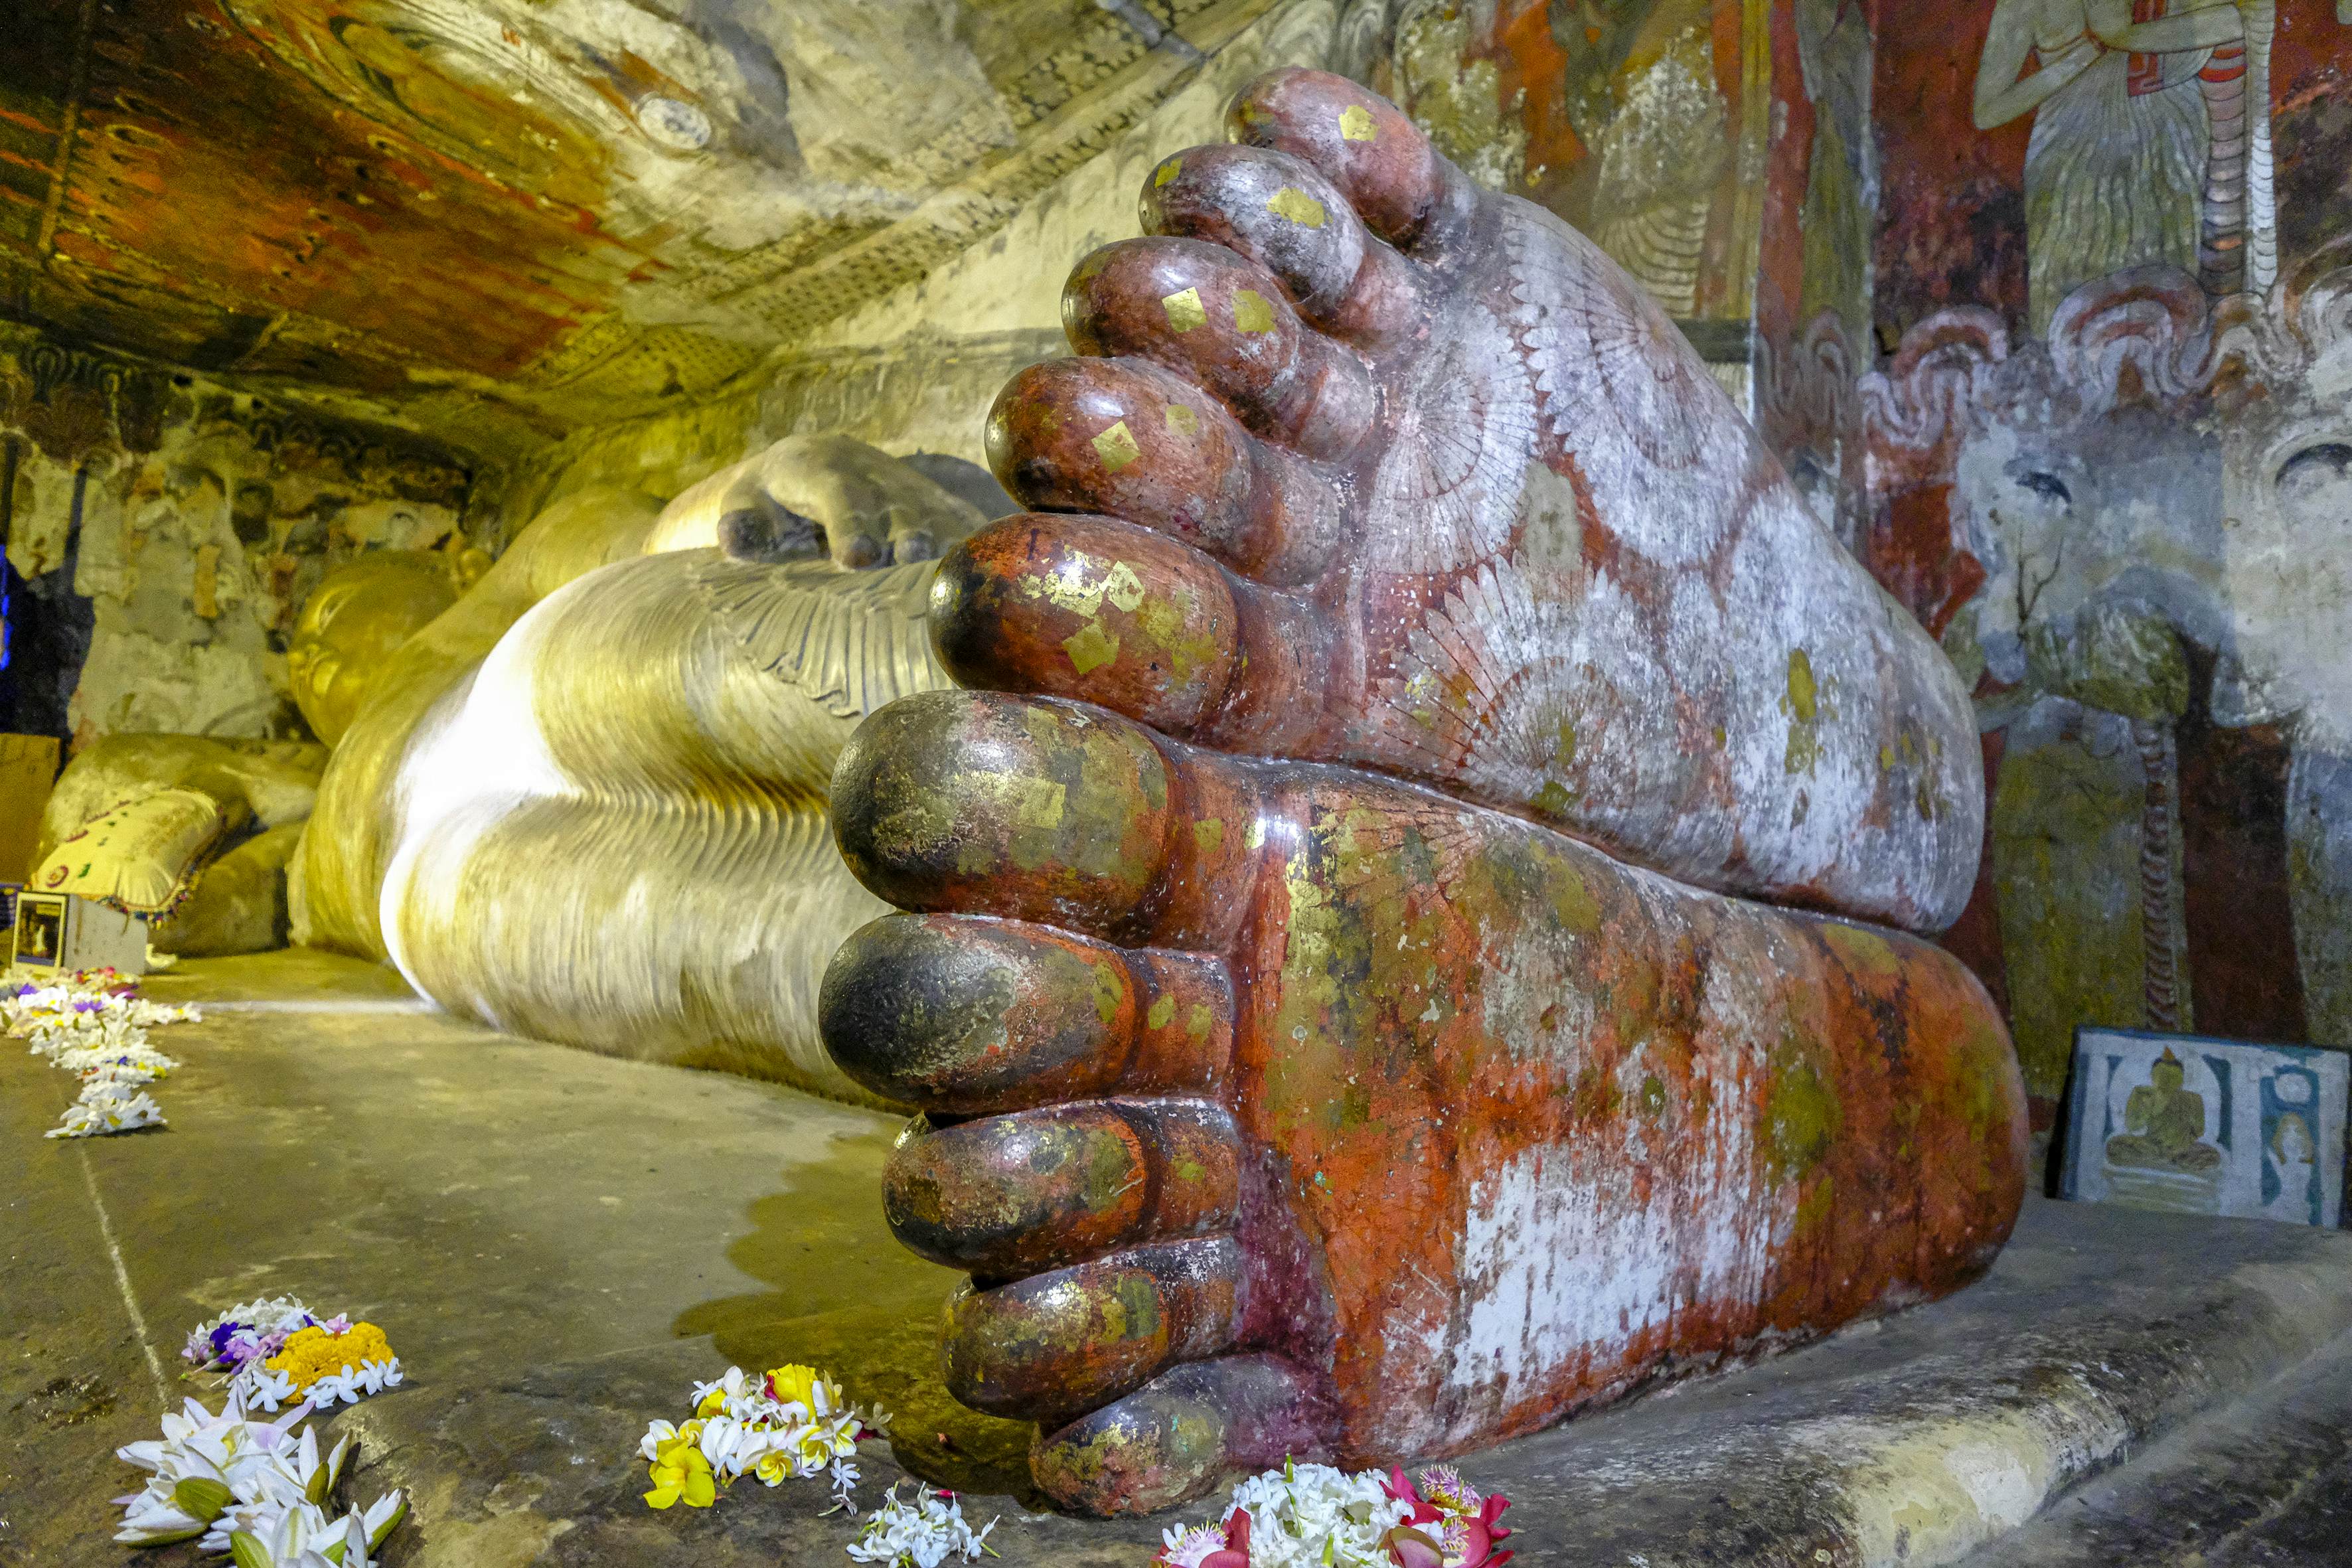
[1339,105,1377,142]
[1103,561,1146,613]
[1092,420,1142,471]
[1017,777,1067,828]
[1164,404,1199,437]
[1233,289,1275,333]
[1154,157,1183,188]
[1162,287,1208,333]
[1063,622,1121,674]
[1267,187,1326,227]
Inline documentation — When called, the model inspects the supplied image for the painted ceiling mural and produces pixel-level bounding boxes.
[1865,0,2352,1124]
[0,0,1293,442]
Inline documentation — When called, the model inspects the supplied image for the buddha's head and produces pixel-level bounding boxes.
[289,550,465,745]
[2151,1048,2186,1093]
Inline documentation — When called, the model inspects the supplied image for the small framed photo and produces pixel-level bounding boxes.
[11,890,68,970]
[2061,1026,2349,1228]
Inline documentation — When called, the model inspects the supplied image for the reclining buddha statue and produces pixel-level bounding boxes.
[295,434,998,1101]
[289,64,2028,1520]
[815,70,2032,1514]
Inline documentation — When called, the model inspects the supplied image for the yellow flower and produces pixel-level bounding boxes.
[644,1429,717,1509]
[797,1425,845,1468]
[264,1322,396,1392]
[765,1364,830,1415]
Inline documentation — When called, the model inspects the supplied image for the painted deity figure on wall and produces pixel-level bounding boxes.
[1973,0,2293,331]
[1576,0,1732,317]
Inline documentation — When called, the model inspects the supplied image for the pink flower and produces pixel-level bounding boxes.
[1204,1508,1251,1568]
[1154,1508,1253,1568]
[1383,1468,1443,1526]
[1381,1468,1512,1568]
[1445,1498,1513,1568]
[1383,1526,1449,1568]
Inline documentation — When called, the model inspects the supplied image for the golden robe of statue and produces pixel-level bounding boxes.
[291,435,993,1103]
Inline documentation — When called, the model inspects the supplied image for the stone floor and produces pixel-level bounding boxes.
[5,951,2351,1568]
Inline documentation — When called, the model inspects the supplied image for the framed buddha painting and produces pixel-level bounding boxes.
[2061,1028,2350,1229]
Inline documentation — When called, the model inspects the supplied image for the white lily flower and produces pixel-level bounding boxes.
[112,1486,208,1545]
[266,1424,354,1506]
[200,1460,311,1552]
[358,1488,407,1551]
[46,1083,165,1137]
[111,1390,325,1545]
[225,1498,365,1568]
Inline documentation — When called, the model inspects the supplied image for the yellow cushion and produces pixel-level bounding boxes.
[31,788,228,916]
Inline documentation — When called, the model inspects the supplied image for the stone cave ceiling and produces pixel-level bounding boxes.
[0,0,1284,449]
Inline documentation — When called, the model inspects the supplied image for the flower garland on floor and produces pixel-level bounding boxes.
[110,1298,412,1562]
[112,1393,406,1563]
[633,1363,1000,1563]
[183,1297,406,1411]
[848,1484,998,1567]
[638,1363,892,1516]
[1152,1461,1514,1568]
[5,966,198,1138]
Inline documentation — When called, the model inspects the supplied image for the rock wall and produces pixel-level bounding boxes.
[1863,0,2352,1118]
[0,328,479,751]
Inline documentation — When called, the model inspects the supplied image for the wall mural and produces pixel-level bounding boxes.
[1368,0,1879,543]
[1866,0,2352,1124]
[0,329,475,749]
[1376,0,1774,321]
